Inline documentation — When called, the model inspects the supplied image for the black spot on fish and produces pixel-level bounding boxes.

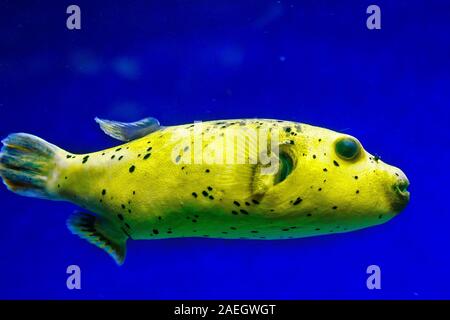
[111,155,115,159]
[233,201,240,207]
[282,228,290,231]
[333,160,340,167]
[231,210,238,215]
[118,155,123,161]
[323,168,328,172]
[313,155,316,159]
[143,153,151,160]
[121,204,126,209]
[293,197,302,205]
[152,229,159,235]
[192,219,197,223]
[82,155,89,164]
[252,199,260,205]
[230,227,237,230]
[102,189,106,196]
[318,188,322,191]
[175,155,181,163]
[147,147,152,152]
[332,206,338,210]
[202,190,208,197]
[205,169,210,173]
[378,214,383,219]
[125,223,131,229]
[121,227,131,237]
[207,186,213,191]
[240,209,249,215]
[117,214,124,221]
[354,176,359,180]
[115,148,122,152]
[129,165,136,173]
[183,146,189,152]
[307,213,312,217]
[192,192,198,198]
[209,195,214,200]
[356,190,360,194]
[66,155,72,159]
[315,228,321,231]
[251,230,258,233]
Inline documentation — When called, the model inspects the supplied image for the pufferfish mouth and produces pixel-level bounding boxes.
[394,179,410,197]
[391,179,410,212]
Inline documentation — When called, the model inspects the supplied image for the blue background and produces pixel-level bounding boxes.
[0,0,449,299]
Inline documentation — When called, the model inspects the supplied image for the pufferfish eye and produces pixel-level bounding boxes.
[335,137,361,160]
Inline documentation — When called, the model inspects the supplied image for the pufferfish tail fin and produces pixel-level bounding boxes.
[67,212,128,265]
[0,133,63,200]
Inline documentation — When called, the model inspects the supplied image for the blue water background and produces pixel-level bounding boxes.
[0,0,449,299]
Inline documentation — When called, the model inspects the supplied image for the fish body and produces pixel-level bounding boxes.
[0,117,410,264]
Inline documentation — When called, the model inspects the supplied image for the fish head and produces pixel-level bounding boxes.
[271,123,410,229]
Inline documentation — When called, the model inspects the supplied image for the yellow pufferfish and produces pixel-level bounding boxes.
[0,117,410,265]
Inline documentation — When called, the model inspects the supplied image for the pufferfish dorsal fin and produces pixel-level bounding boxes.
[66,212,128,265]
[95,116,161,141]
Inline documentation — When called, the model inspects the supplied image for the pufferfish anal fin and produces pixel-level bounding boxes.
[95,116,161,142]
[67,212,128,265]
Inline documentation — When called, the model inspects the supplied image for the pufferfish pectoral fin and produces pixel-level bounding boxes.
[215,142,296,199]
[67,212,128,265]
[94,116,161,141]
